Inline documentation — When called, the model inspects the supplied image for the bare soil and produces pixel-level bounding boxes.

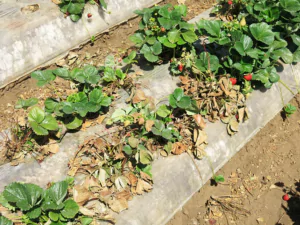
[167,95,300,225]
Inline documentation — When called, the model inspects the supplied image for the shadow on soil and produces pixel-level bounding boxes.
[278,182,300,225]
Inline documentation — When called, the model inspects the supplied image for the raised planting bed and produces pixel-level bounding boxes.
[0,1,300,224]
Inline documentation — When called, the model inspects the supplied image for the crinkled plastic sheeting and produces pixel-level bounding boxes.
[0,7,299,225]
[0,0,160,88]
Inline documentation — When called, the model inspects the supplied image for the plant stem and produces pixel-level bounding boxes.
[279,79,296,96]
[278,83,285,108]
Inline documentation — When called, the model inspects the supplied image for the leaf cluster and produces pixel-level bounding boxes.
[130,4,198,62]
[0,180,82,225]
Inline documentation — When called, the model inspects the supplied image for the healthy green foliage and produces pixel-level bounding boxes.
[284,103,297,117]
[15,98,39,109]
[213,175,225,183]
[169,88,192,109]
[130,4,198,63]
[0,216,13,225]
[99,55,127,82]
[28,107,59,135]
[151,120,180,141]
[196,18,290,89]
[1,180,81,224]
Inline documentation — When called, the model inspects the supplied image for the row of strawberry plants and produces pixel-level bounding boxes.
[14,54,137,139]
[130,2,299,92]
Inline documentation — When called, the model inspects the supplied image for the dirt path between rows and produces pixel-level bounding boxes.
[168,95,300,225]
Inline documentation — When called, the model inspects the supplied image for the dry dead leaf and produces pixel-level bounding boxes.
[17,116,26,126]
[44,143,59,154]
[132,89,146,104]
[172,142,188,155]
[145,120,154,132]
[81,120,93,131]
[126,173,138,186]
[52,0,62,4]
[79,206,95,216]
[140,171,152,182]
[136,179,152,195]
[107,197,128,213]
[97,115,106,124]
[73,185,92,206]
[193,114,206,130]
[115,190,132,201]
[21,4,39,14]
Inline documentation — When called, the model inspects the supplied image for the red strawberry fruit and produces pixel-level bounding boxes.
[244,73,252,81]
[283,194,290,201]
[228,0,233,4]
[87,13,92,18]
[178,64,184,72]
[161,27,166,32]
[230,78,237,85]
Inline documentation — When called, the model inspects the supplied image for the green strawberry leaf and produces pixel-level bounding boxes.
[47,181,68,205]
[0,216,13,225]
[15,98,38,109]
[64,116,83,130]
[40,115,59,131]
[61,199,79,219]
[250,22,275,45]
[31,70,56,87]
[28,107,45,124]
[53,68,70,80]
[181,30,198,43]
[3,183,43,211]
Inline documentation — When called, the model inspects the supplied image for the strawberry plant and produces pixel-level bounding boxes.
[169,88,192,109]
[28,106,59,136]
[130,4,198,63]
[0,179,82,224]
[284,103,297,117]
[212,174,225,184]
[99,55,127,83]
[196,19,294,88]
[212,0,300,62]
[151,120,181,141]
[57,0,107,22]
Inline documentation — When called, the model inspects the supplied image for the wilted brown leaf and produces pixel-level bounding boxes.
[145,120,154,132]
[193,114,206,130]
[172,142,188,155]
[132,89,146,104]
[140,171,152,182]
[73,185,92,206]
[115,190,132,201]
[107,197,128,213]
[136,179,153,195]
[126,173,138,186]
[44,143,59,154]
[52,0,62,4]
[81,120,93,131]
[21,4,39,14]
[79,206,95,216]
[97,115,106,124]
